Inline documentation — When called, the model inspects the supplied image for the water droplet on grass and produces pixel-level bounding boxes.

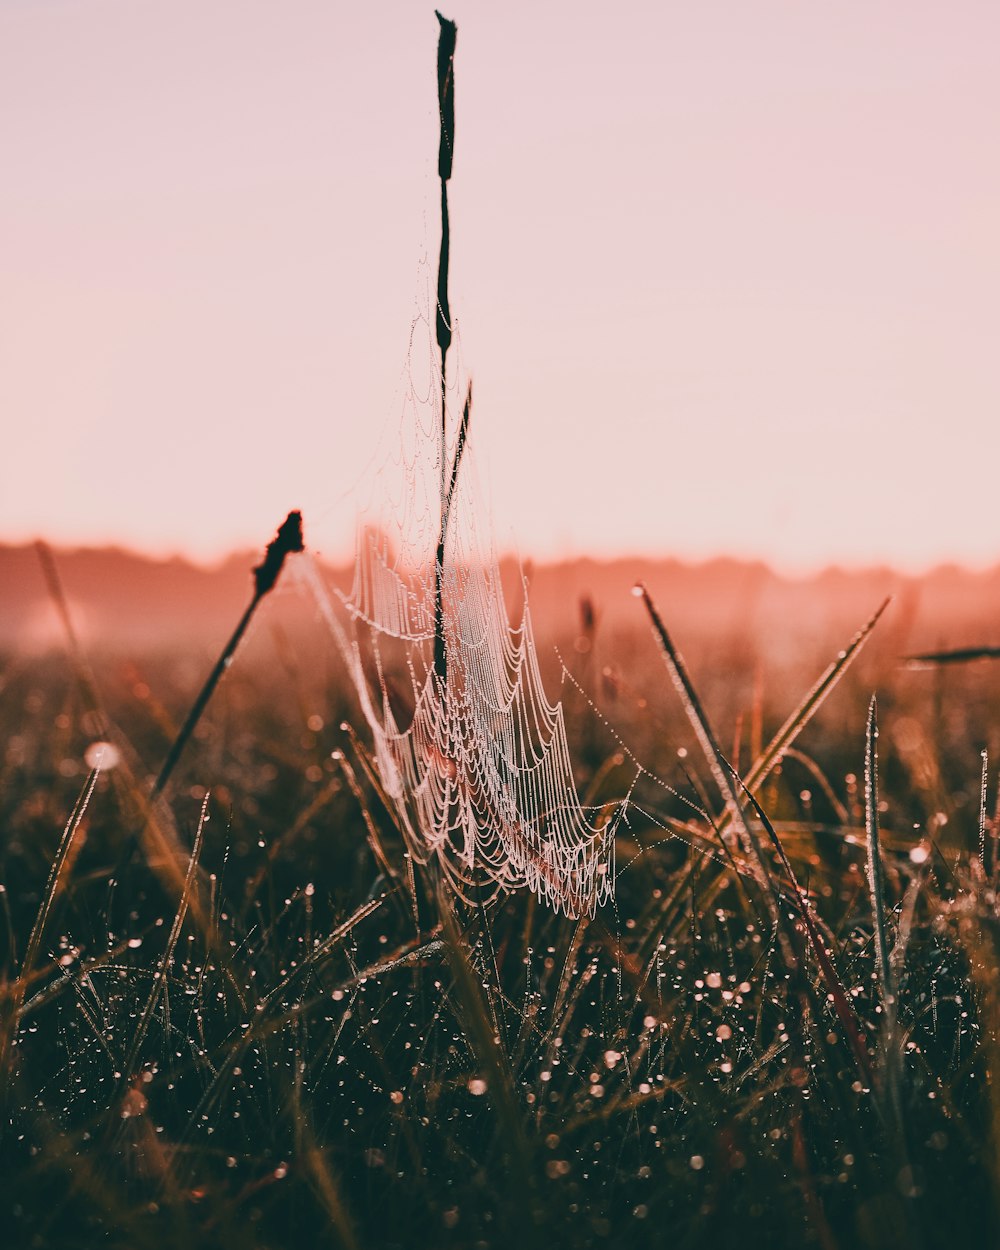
[84,741,120,770]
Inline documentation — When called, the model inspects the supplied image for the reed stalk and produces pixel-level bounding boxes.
[432,12,471,692]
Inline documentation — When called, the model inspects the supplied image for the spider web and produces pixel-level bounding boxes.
[309,265,621,917]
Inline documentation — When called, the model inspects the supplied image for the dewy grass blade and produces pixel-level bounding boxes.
[979,748,989,869]
[635,583,747,848]
[865,699,918,1233]
[123,793,210,1082]
[3,767,101,1078]
[865,697,895,1030]
[19,767,100,994]
[637,583,776,937]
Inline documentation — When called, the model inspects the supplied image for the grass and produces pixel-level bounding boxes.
[1,591,999,1248]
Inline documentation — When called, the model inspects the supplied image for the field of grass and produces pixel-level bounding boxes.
[5,12,1000,1247]
[3,573,1000,1249]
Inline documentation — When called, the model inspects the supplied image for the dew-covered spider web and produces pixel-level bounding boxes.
[306,264,622,918]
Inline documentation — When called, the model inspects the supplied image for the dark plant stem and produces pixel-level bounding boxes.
[150,510,304,804]
[150,597,256,802]
[433,11,460,692]
[906,645,1000,666]
[111,512,302,883]
[433,382,472,675]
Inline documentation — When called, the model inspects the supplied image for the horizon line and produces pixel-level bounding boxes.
[6,533,1000,585]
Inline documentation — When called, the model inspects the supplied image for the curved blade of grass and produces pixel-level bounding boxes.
[781,747,851,825]
[742,596,891,801]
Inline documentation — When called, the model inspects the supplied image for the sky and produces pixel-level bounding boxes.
[2,0,999,574]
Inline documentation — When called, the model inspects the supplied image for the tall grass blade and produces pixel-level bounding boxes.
[2,767,101,1079]
[742,597,891,800]
[864,694,907,1147]
[979,748,989,868]
[334,745,399,883]
[34,540,108,740]
[636,583,747,847]
[637,584,776,939]
[19,767,100,994]
[865,697,895,1029]
[865,698,922,1241]
[123,794,209,1080]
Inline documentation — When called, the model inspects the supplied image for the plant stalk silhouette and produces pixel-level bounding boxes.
[432,10,471,692]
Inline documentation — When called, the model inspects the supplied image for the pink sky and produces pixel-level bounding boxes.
[2,1,999,573]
